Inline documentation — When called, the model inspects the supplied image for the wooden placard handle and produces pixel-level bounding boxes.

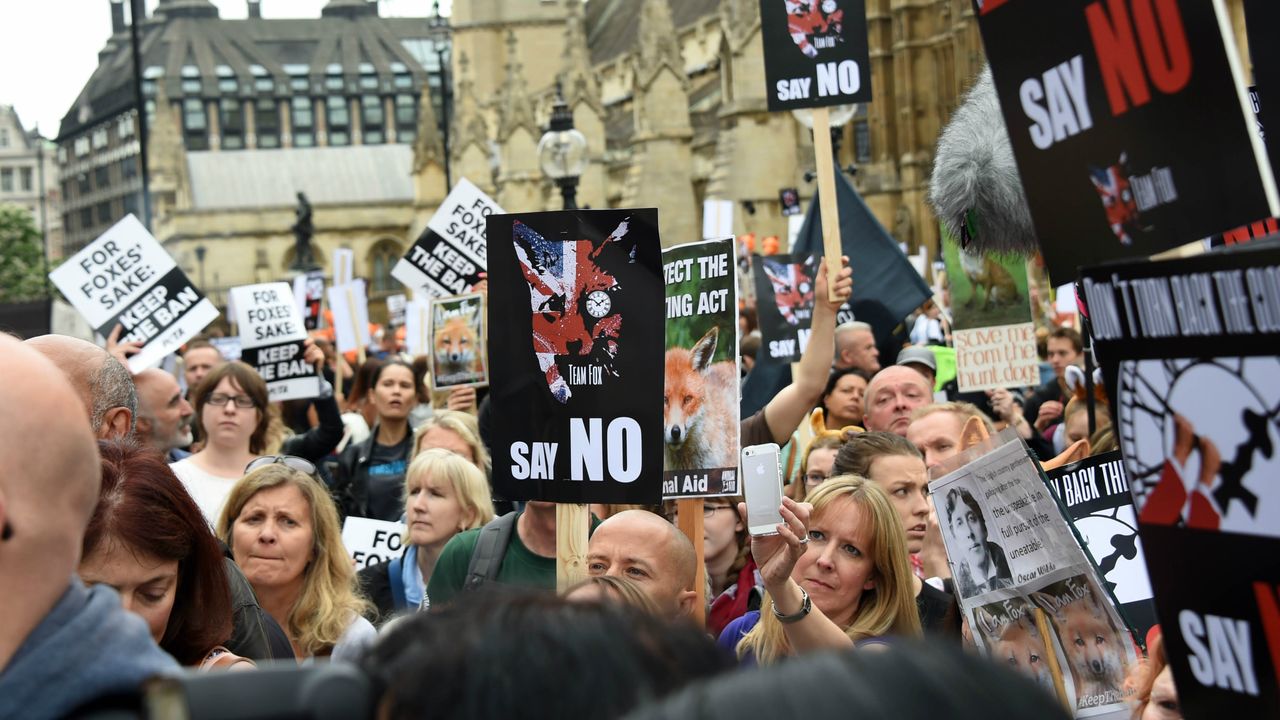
[676,498,707,626]
[811,106,844,303]
[556,503,590,592]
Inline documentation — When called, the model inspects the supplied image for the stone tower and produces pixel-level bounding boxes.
[494,32,542,212]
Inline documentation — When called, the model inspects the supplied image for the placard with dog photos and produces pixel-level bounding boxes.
[661,238,741,499]
[427,293,487,389]
[940,222,1038,392]
[974,0,1277,286]
[486,209,665,505]
[759,0,872,111]
[1081,245,1280,718]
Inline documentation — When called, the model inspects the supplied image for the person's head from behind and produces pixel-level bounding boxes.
[1047,327,1083,380]
[821,367,869,428]
[863,366,932,436]
[134,368,194,452]
[834,432,929,554]
[835,321,880,373]
[586,510,697,619]
[79,439,231,664]
[369,360,420,424]
[183,340,224,393]
[0,336,102,668]
[907,402,994,472]
[564,575,661,616]
[944,487,990,573]
[217,464,364,655]
[363,591,728,720]
[346,357,384,415]
[193,361,269,453]
[414,410,491,475]
[24,334,136,439]
[404,449,494,551]
[1063,395,1110,445]
[796,433,845,502]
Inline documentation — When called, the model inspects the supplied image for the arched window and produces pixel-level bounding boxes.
[368,238,403,294]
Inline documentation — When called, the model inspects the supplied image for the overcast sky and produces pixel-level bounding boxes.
[0,0,450,137]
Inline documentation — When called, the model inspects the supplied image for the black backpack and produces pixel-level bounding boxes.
[463,511,518,592]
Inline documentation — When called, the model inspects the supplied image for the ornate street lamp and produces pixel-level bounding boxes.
[537,92,588,210]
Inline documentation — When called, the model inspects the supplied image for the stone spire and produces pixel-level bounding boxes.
[448,52,495,194]
[496,31,537,140]
[720,0,762,50]
[559,0,601,113]
[412,85,444,174]
[634,0,686,90]
[147,82,190,222]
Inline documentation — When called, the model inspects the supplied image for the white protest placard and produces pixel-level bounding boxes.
[392,177,502,297]
[702,199,733,240]
[386,293,407,327]
[327,279,370,354]
[333,248,355,287]
[293,270,325,331]
[230,282,320,401]
[341,516,407,570]
[403,299,431,357]
[49,214,219,372]
[209,336,242,361]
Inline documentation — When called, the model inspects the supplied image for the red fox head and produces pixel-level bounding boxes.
[663,327,719,448]
[434,316,479,375]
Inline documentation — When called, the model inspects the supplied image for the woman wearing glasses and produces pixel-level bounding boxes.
[333,360,423,521]
[357,448,494,624]
[218,460,375,662]
[790,434,844,503]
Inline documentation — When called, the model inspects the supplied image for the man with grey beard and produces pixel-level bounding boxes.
[134,368,195,462]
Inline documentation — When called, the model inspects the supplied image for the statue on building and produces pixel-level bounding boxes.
[291,192,316,271]
[894,204,914,248]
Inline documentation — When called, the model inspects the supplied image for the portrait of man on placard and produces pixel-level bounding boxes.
[944,485,1013,598]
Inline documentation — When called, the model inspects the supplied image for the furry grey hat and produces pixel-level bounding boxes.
[929,67,1039,257]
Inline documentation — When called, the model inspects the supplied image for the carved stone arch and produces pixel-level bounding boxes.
[367,237,404,295]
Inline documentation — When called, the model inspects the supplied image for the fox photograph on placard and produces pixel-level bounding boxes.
[428,293,487,389]
[662,238,740,499]
[487,209,664,505]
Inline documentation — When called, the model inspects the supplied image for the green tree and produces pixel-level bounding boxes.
[0,204,50,302]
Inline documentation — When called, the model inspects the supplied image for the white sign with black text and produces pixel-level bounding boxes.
[341,516,408,569]
[230,282,320,401]
[392,178,503,297]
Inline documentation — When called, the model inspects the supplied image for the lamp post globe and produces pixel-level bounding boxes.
[538,96,588,210]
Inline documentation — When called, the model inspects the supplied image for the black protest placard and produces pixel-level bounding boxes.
[487,209,664,504]
[753,252,816,362]
[1047,450,1157,639]
[49,214,219,372]
[1081,246,1280,718]
[975,0,1277,286]
[662,239,741,499]
[392,178,502,297]
[760,0,872,111]
[231,282,320,402]
[1244,0,1280,188]
[429,293,488,389]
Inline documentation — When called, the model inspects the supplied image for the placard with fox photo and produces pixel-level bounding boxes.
[970,594,1078,710]
[486,209,664,505]
[940,223,1038,392]
[752,252,817,363]
[427,293,487,389]
[759,0,873,111]
[661,238,741,499]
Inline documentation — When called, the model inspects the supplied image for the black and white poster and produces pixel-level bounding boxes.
[1082,245,1280,718]
[779,187,802,216]
[760,0,872,111]
[230,282,320,402]
[487,209,664,504]
[49,214,219,372]
[974,0,1278,285]
[1046,451,1156,638]
[392,178,502,298]
[292,270,325,331]
[752,252,816,362]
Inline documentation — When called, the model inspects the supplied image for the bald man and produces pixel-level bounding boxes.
[0,336,176,718]
[134,369,194,461]
[863,365,932,436]
[24,334,136,439]
[586,510,698,620]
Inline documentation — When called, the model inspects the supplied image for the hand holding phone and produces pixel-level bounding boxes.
[741,443,784,536]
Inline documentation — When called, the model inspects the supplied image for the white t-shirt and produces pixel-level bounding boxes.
[170,458,241,526]
[299,614,378,665]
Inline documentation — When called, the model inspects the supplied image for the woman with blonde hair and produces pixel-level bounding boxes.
[719,476,922,665]
[218,459,375,662]
[563,575,661,616]
[358,448,495,623]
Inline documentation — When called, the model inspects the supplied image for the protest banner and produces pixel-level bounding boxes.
[932,436,1138,717]
[327,279,370,355]
[1046,450,1157,638]
[974,0,1278,286]
[428,293,487,389]
[386,293,407,328]
[779,188,801,216]
[752,252,816,362]
[230,282,320,402]
[49,214,218,372]
[341,516,407,570]
[487,209,664,505]
[661,238,741,499]
[392,178,502,298]
[1244,0,1280,189]
[1081,246,1280,717]
[403,299,431,358]
[941,223,1038,392]
[293,270,325,331]
[209,336,241,362]
[759,0,871,112]
[332,248,354,287]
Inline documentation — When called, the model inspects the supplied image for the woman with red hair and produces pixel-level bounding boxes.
[79,440,245,668]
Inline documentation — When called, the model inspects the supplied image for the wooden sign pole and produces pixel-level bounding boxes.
[556,503,590,592]
[675,498,707,626]
[344,286,366,366]
[1034,607,1074,714]
[810,107,844,303]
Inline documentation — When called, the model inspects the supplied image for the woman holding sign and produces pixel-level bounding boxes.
[333,360,423,521]
[357,448,494,623]
[218,460,374,661]
[718,477,921,665]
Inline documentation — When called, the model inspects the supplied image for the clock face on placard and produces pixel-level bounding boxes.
[1116,357,1280,535]
[586,290,611,318]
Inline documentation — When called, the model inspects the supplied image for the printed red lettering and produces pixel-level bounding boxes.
[1131,0,1192,94]
[1086,0,1192,117]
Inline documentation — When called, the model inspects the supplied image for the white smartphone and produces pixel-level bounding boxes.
[741,443,784,536]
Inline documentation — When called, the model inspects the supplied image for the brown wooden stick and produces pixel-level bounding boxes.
[811,106,843,302]
[556,503,590,592]
[676,498,707,626]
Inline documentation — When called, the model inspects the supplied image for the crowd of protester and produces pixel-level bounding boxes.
[0,257,1178,720]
